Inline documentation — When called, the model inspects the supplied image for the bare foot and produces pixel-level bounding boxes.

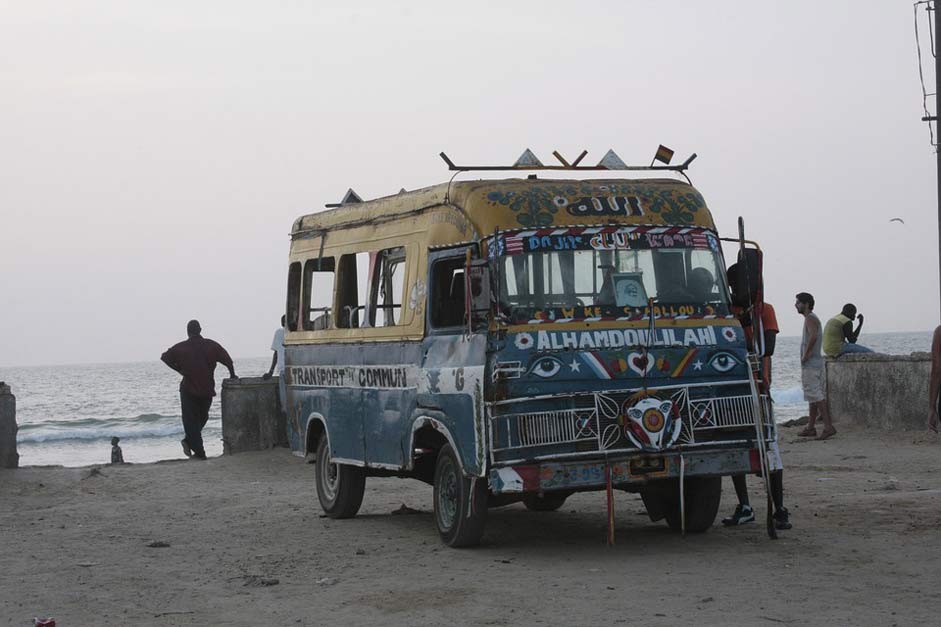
[816,426,837,440]
[797,426,817,437]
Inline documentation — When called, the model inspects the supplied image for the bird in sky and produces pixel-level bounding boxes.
[889,217,905,224]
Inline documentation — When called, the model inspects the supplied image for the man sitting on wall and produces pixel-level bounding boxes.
[823,303,872,357]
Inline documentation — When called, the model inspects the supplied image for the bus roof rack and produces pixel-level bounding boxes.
[324,188,364,208]
[439,147,697,173]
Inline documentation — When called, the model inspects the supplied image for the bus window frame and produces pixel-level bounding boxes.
[302,256,336,331]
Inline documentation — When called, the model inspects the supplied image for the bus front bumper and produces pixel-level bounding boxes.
[488,448,760,494]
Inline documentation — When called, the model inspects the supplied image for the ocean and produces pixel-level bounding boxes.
[0,356,271,467]
[0,332,933,467]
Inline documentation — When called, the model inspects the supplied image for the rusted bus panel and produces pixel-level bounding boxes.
[291,178,716,240]
[291,185,452,235]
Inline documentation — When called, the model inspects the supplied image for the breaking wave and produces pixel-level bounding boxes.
[771,386,804,405]
[16,413,220,444]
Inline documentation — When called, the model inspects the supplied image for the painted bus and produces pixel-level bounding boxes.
[283,160,776,547]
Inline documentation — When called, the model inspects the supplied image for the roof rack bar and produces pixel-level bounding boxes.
[438,150,695,173]
[438,152,457,169]
[437,160,691,172]
[551,150,571,167]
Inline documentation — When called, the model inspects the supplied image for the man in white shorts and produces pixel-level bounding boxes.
[795,292,835,439]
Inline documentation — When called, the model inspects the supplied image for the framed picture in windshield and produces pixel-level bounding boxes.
[612,272,647,307]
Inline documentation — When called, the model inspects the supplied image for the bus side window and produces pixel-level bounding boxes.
[303,257,336,331]
[336,253,371,329]
[370,246,406,327]
[430,257,465,328]
[286,262,301,331]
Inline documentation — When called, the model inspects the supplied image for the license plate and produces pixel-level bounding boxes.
[629,456,666,475]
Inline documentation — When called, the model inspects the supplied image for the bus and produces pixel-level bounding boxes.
[282,152,776,546]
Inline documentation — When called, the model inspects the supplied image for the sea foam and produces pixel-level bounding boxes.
[16,413,221,443]
[771,386,804,405]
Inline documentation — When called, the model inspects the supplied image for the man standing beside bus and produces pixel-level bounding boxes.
[795,293,835,440]
[161,320,237,460]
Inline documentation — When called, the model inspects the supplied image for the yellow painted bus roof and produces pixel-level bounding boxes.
[292,177,715,240]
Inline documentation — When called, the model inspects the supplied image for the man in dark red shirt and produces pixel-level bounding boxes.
[161,320,237,460]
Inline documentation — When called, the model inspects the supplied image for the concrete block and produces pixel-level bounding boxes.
[826,353,930,431]
[0,382,19,469]
[220,376,288,454]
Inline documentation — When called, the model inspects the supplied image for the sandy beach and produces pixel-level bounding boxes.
[2,424,940,626]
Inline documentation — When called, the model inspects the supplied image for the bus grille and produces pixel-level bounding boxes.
[517,409,597,447]
[491,388,772,454]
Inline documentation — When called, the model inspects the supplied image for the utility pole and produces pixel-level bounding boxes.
[915,0,941,318]
[936,0,941,316]
[921,1,941,315]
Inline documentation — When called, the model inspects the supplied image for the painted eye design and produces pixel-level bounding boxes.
[529,356,563,378]
[708,351,740,373]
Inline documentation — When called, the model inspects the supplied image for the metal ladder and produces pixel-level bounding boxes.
[746,353,777,539]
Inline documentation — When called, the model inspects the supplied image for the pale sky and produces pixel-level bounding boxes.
[1,1,937,368]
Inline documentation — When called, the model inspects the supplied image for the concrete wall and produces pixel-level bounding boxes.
[0,382,19,468]
[826,352,930,431]
[220,376,288,454]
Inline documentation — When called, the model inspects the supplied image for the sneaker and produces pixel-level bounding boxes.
[773,507,792,530]
[181,439,193,458]
[721,504,755,526]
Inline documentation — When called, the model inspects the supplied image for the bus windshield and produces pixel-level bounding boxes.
[494,227,731,323]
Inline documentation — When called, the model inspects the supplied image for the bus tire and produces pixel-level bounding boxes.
[662,476,722,533]
[523,491,570,512]
[433,444,487,547]
[315,436,365,519]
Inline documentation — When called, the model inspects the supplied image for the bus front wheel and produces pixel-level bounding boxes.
[663,476,722,532]
[642,476,722,533]
[433,444,487,547]
[315,437,366,519]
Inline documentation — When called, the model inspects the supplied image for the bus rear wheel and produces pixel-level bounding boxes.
[433,444,487,547]
[315,436,366,519]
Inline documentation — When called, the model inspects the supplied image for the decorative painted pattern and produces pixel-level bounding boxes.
[485,183,706,227]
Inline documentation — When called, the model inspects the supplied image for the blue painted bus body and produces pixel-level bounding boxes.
[284,332,488,476]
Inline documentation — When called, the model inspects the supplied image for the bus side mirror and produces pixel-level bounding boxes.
[466,259,491,331]
[730,248,763,305]
[726,263,748,307]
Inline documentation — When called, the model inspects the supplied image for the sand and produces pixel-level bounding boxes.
[1,425,940,626]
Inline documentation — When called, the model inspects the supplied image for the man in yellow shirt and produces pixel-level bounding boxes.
[822,303,872,358]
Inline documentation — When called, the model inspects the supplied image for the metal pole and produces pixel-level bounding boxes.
[935,1,941,316]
